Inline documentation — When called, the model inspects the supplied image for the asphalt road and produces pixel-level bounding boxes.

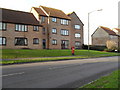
[1,56,119,88]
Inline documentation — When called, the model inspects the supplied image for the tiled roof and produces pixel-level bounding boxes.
[113,28,120,32]
[33,7,46,16]
[39,6,71,20]
[1,8,41,26]
[100,26,117,36]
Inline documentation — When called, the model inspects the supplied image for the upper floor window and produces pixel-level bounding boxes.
[15,37,28,46]
[52,17,57,22]
[61,19,69,25]
[61,29,69,36]
[74,25,80,29]
[52,28,57,34]
[52,39,57,45]
[0,22,7,30]
[42,27,46,35]
[41,16,45,23]
[0,37,6,45]
[75,33,81,38]
[33,38,39,44]
[33,26,39,31]
[15,24,28,32]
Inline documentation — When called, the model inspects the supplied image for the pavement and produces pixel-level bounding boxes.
[1,56,119,88]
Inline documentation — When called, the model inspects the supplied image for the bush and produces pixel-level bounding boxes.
[106,40,118,51]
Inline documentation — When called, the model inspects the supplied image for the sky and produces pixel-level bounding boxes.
[0,0,119,44]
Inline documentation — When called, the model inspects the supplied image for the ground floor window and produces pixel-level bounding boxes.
[0,37,6,45]
[61,40,69,49]
[75,41,80,49]
[15,37,28,46]
[52,39,57,45]
[33,38,39,44]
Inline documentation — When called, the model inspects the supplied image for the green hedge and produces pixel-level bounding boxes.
[82,44,107,51]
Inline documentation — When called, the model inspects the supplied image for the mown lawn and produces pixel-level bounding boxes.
[1,49,119,59]
[79,70,119,88]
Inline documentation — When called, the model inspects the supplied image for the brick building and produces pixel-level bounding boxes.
[0,6,84,49]
[67,12,84,49]
[92,26,119,48]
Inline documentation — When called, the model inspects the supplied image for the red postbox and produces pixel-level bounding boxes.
[71,47,75,55]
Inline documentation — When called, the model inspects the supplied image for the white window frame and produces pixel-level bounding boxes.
[52,17,57,22]
[75,41,80,49]
[15,24,28,32]
[33,26,39,31]
[52,28,57,34]
[61,29,69,36]
[15,37,28,46]
[75,33,81,38]
[60,19,69,25]
[0,37,6,45]
[33,38,39,44]
[0,22,7,30]
[41,16,45,23]
[74,25,81,29]
[52,39,57,45]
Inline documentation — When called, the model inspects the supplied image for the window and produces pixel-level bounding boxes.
[75,41,80,49]
[61,40,69,49]
[41,16,45,23]
[61,29,69,36]
[15,38,28,46]
[52,39,57,45]
[52,17,57,22]
[0,37,6,45]
[33,26,39,31]
[75,33,81,38]
[33,38,39,44]
[0,22,7,30]
[42,27,46,34]
[74,25,80,29]
[61,19,69,25]
[15,24,28,32]
[52,28,57,34]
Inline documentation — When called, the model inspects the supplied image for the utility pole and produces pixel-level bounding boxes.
[88,9,102,52]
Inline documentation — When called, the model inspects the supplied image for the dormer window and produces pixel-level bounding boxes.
[41,16,45,23]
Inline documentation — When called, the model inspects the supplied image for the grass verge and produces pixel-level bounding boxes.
[1,49,119,59]
[1,49,119,65]
[79,70,119,88]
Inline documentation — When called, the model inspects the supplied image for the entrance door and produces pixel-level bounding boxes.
[61,40,69,49]
[42,39,46,49]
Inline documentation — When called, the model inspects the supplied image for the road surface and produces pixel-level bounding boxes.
[1,56,119,88]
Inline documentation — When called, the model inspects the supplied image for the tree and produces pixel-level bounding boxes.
[106,40,117,51]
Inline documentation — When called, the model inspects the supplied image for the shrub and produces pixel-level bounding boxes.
[106,40,118,51]
[82,44,107,51]
[89,45,107,51]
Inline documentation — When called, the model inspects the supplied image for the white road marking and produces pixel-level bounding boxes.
[0,72,25,77]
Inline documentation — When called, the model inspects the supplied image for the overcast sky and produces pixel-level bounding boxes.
[0,0,119,44]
